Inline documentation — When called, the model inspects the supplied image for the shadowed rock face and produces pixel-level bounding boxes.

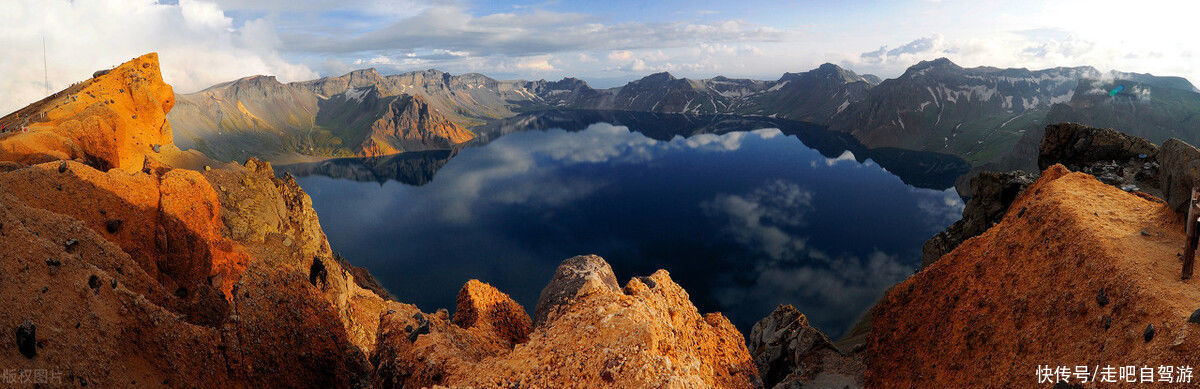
[1158,139,1200,213]
[1039,122,1159,172]
[922,170,1036,268]
[748,305,857,388]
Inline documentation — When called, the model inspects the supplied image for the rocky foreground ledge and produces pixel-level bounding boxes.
[0,54,759,387]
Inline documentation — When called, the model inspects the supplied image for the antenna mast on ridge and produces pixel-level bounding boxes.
[42,35,49,95]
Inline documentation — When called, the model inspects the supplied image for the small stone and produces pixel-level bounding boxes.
[1096,288,1109,307]
[58,163,67,173]
[1144,324,1155,342]
[64,239,78,251]
[1172,331,1188,350]
[1141,229,1152,237]
[110,279,118,289]
[45,258,62,267]
[1187,309,1200,324]
[151,144,161,153]
[203,165,211,171]
[1103,316,1112,330]
[88,275,101,294]
[105,219,123,234]
[15,320,36,358]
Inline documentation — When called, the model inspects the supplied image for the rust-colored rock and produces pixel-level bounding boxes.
[454,279,533,344]
[868,164,1200,387]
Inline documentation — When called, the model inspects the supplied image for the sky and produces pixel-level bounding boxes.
[1,0,1198,114]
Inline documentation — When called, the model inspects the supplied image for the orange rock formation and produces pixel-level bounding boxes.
[0,53,174,170]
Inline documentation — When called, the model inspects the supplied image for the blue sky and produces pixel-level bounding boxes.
[1,0,1198,113]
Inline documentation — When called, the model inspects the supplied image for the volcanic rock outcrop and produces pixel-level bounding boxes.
[0,54,757,387]
[373,255,760,388]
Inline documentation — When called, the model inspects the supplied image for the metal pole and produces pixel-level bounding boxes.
[43,36,49,95]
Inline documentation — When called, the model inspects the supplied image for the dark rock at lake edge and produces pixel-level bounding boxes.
[922,170,1035,268]
[748,305,863,388]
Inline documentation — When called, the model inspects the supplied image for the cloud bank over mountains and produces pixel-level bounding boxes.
[1,0,1196,115]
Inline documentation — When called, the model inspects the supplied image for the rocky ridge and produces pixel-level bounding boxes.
[0,54,758,387]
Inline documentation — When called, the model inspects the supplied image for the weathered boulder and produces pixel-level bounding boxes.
[1158,138,1200,213]
[532,254,621,327]
[922,170,1036,268]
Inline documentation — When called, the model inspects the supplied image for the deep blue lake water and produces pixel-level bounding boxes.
[291,113,965,336]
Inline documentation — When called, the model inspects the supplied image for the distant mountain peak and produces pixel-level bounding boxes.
[816,63,844,72]
[640,72,677,83]
[902,57,963,77]
[779,63,868,85]
[202,74,284,92]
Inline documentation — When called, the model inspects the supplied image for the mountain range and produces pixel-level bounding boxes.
[168,59,1200,172]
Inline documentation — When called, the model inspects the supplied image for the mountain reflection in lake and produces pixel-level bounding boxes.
[291,114,966,337]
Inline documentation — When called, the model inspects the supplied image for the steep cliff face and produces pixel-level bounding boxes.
[0,54,756,387]
[358,94,474,157]
[870,164,1200,387]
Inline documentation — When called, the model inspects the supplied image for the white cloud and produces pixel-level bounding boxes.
[702,179,814,261]
[0,0,316,114]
